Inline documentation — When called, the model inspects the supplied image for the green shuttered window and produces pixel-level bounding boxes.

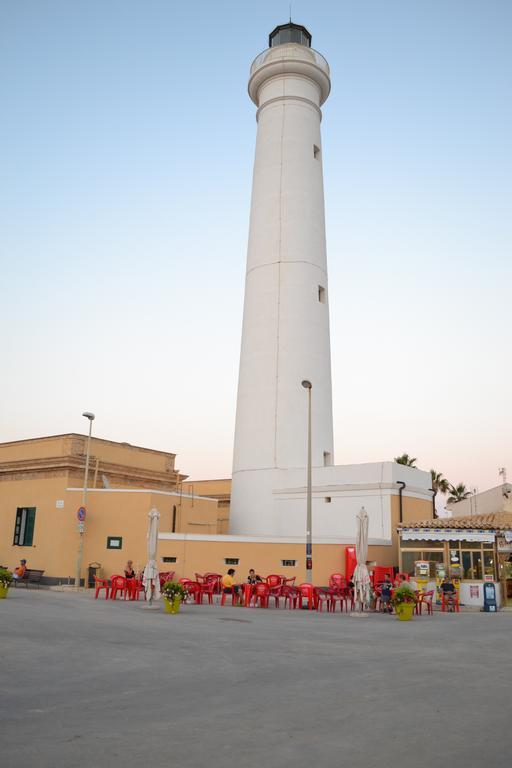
[13,507,36,546]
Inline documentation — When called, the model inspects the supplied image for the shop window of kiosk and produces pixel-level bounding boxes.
[483,551,495,578]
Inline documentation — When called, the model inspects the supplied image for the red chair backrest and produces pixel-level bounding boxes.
[266,574,282,588]
[179,578,192,585]
[111,575,126,589]
[329,573,346,589]
[395,572,410,582]
[255,583,269,597]
[282,577,296,586]
[298,583,314,596]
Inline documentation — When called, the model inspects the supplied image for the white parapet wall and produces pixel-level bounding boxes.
[230,461,432,539]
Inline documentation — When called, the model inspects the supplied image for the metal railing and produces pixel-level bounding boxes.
[250,46,330,76]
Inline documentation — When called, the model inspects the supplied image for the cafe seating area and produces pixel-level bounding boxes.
[93,568,436,615]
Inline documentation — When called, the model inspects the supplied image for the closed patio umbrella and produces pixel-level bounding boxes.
[353,506,371,610]
[142,507,161,606]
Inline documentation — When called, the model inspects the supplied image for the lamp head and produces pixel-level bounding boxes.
[301,380,312,389]
[82,411,95,421]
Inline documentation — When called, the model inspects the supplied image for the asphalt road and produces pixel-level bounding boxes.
[1,589,509,768]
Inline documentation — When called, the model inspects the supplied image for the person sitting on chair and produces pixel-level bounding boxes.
[12,559,27,581]
[124,560,136,579]
[222,568,239,596]
[441,576,457,611]
[247,569,262,584]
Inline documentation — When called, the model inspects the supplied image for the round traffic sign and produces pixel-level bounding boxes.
[77,506,87,522]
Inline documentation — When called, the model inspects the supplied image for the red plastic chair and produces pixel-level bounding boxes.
[416,590,434,615]
[282,577,296,587]
[199,579,216,605]
[253,582,270,608]
[110,575,128,600]
[282,585,299,609]
[129,578,146,601]
[328,588,346,612]
[297,583,315,610]
[204,573,223,594]
[314,587,330,612]
[395,572,410,583]
[329,573,346,590]
[185,581,201,604]
[94,576,110,600]
[220,586,240,606]
[159,571,175,588]
[441,591,460,613]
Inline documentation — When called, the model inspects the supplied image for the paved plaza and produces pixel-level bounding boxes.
[1,589,510,768]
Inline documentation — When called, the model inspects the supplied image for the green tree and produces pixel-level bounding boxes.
[447,483,471,504]
[430,470,450,494]
[394,453,417,467]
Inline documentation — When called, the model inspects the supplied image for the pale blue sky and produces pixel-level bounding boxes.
[1,1,510,493]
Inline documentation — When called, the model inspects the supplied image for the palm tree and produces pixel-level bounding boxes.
[430,470,450,494]
[394,453,417,467]
[447,483,471,504]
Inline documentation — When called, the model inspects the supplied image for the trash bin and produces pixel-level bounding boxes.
[88,562,102,588]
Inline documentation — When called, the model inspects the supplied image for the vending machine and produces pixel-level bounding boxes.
[449,563,462,601]
[414,560,430,593]
[435,562,447,604]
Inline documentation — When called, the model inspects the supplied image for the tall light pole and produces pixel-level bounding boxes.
[301,380,313,584]
[76,411,95,590]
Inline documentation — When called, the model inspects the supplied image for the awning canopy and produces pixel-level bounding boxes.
[401,529,496,543]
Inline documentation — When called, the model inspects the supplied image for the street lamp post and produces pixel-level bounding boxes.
[301,380,313,584]
[76,411,95,590]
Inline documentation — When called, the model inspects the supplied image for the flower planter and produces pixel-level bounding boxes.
[0,585,9,599]
[395,602,414,621]
[164,596,182,614]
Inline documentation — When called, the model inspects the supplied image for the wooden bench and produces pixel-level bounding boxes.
[13,568,45,588]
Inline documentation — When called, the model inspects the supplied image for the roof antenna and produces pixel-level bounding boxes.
[289,3,292,22]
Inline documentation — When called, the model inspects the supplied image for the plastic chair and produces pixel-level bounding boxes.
[314,587,330,612]
[204,573,223,594]
[416,590,434,615]
[253,582,270,608]
[220,586,240,606]
[94,576,110,600]
[130,578,146,601]
[159,571,175,588]
[110,575,128,600]
[329,573,346,590]
[441,591,460,613]
[199,579,216,605]
[282,585,299,609]
[185,581,201,604]
[328,589,346,613]
[297,583,315,610]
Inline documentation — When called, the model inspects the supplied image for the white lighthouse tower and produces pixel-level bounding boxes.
[231,23,334,535]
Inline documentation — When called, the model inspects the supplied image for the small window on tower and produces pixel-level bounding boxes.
[318,285,326,303]
[324,497,332,503]
[313,144,320,159]
[323,451,332,466]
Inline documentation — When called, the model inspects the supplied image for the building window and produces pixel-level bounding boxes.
[281,560,297,567]
[106,536,123,550]
[13,507,36,546]
[323,451,332,466]
[318,285,326,303]
[162,556,177,563]
[313,144,320,159]
[224,558,239,565]
[324,497,332,503]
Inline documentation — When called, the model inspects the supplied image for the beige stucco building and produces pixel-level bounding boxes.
[0,434,433,586]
